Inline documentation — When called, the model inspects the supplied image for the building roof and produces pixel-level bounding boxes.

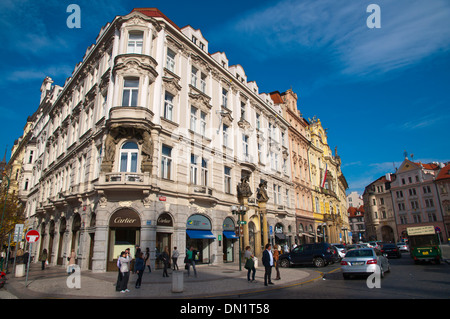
[132,8,181,31]
[269,91,284,104]
[348,205,364,217]
[436,163,450,181]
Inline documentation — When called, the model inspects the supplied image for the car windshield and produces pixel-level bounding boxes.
[382,244,396,248]
[333,244,344,249]
[345,249,374,258]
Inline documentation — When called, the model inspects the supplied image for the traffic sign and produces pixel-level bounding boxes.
[13,224,24,242]
[435,226,441,233]
[25,230,40,243]
[238,221,247,225]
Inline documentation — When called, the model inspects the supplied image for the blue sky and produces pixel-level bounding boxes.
[0,0,449,195]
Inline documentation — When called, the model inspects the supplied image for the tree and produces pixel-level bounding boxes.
[0,191,25,246]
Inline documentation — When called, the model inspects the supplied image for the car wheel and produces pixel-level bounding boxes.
[279,258,290,268]
[379,265,385,278]
[313,257,325,268]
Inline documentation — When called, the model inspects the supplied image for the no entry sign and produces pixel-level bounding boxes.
[25,230,40,243]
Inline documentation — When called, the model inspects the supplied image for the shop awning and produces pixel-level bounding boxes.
[223,231,239,239]
[275,233,286,240]
[186,230,216,239]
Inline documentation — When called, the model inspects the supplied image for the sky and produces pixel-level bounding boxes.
[0,0,449,195]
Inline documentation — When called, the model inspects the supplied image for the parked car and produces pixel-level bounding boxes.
[346,244,365,251]
[341,248,390,279]
[279,243,339,268]
[367,241,380,249]
[380,243,402,258]
[396,242,409,252]
[331,244,346,260]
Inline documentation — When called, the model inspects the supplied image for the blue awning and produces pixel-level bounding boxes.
[186,230,216,239]
[223,231,238,239]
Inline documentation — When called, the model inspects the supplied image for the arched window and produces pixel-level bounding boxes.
[120,142,138,172]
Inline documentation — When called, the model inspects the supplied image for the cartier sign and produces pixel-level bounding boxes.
[157,213,173,227]
[109,209,141,227]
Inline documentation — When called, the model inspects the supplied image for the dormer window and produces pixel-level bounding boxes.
[192,36,197,44]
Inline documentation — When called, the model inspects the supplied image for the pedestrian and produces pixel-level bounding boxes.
[244,246,256,282]
[115,252,124,292]
[133,245,141,274]
[160,246,170,277]
[23,250,29,271]
[67,248,76,274]
[172,246,179,270]
[144,247,152,273]
[118,249,131,293]
[273,244,281,280]
[39,249,48,270]
[185,246,197,277]
[134,252,145,289]
[262,244,274,286]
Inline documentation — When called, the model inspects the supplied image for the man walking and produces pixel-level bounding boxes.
[262,243,274,286]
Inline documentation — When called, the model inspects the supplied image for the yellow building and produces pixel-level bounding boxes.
[308,117,349,243]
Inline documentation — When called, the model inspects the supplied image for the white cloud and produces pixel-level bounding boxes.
[213,0,450,77]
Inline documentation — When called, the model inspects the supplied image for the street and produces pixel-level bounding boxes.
[232,252,450,299]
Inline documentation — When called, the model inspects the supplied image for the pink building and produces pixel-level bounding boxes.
[391,159,447,243]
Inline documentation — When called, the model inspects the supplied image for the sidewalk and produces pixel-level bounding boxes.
[2,262,320,299]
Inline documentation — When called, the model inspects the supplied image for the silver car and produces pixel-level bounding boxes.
[341,248,390,279]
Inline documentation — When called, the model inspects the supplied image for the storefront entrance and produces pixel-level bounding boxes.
[223,217,237,262]
[155,212,174,269]
[186,214,215,264]
[107,209,141,271]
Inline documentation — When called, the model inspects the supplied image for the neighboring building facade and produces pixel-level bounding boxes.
[308,117,349,243]
[347,191,363,208]
[21,8,297,272]
[435,163,450,241]
[276,89,315,244]
[363,174,398,242]
[390,159,447,243]
[347,205,365,243]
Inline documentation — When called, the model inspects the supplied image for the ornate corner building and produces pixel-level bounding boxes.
[17,8,303,272]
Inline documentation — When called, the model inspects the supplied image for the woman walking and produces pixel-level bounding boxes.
[144,247,152,273]
[67,249,76,274]
[244,246,256,282]
[273,244,281,280]
[172,246,179,270]
[40,249,48,270]
[134,252,145,289]
[161,246,170,277]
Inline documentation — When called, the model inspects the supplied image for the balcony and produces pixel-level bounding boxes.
[96,172,151,192]
[188,185,217,205]
[108,106,154,129]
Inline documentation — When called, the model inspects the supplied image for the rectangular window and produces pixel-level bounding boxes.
[224,166,231,194]
[163,92,174,121]
[166,49,176,72]
[222,88,228,108]
[223,124,229,147]
[200,112,207,136]
[273,184,277,204]
[242,135,249,157]
[240,102,246,120]
[201,158,208,186]
[122,78,139,106]
[190,154,198,185]
[191,66,198,87]
[190,106,197,132]
[161,145,172,179]
[200,73,207,93]
[127,32,143,54]
[256,113,260,130]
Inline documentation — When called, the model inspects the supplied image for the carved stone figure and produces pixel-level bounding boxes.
[139,130,153,162]
[257,180,269,202]
[237,175,252,198]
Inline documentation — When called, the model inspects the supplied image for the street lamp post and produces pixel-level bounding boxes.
[231,204,248,271]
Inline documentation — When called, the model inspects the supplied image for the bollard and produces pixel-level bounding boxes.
[172,270,184,293]
[15,264,25,277]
